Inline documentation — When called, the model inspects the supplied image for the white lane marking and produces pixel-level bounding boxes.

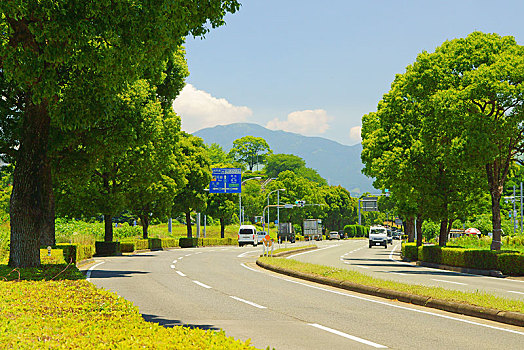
[195,251,203,255]
[176,271,186,277]
[172,260,178,264]
[185,254,192,257]
[356,265,370,269]
[178,257,184,260]
[230,296,267,309]
[241,264,524,335]
[388,244,399,260]
[221,248,229,251]
[193,280,212,289]
[432,279,468,286]
[387,271,409,276]
[309,323,387,348]
[170,265,176,269]
[86,261,105,282]
[507,290,524,295]
[286,245,340,259]
[238,250,259,258]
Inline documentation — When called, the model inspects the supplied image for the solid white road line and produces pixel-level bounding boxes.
[431,279,468,286]
[309,323,387,348]
[176,271,186,277]
[240,263,524,335]
[286,245,340,259]
[507,290,524,295]
[86,261,105,282]
[192,280,212,289]
[238,250,260,258]
[230,296,267,309]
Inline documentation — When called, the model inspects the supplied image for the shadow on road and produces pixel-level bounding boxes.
[142,314,220,330]
[91,270,149,279]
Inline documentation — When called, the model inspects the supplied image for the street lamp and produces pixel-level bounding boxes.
[265,188,285,236]
[239,177,262,225]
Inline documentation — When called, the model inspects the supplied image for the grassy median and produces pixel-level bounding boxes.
[258,256,524,314]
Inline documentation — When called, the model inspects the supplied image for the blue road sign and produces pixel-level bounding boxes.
[209,168,242,193]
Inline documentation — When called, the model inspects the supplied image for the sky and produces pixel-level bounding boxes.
[173,0,524,146]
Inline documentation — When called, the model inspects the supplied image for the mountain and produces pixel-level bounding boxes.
[193,123,376,194]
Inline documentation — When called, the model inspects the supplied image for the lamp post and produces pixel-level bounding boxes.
[239,177,262,225]
[265,188,285,236]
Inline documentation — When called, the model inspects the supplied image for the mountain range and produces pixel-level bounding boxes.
[193,123,376,195]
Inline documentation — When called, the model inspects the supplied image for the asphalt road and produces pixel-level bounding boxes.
[289,239,524,301]
[84,244,524,349]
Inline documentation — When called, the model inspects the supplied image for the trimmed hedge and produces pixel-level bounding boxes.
[161,238,177,248]
[199,237,235,246]
[402,243,418,261]
[149,238,162,250]
[404,243,524,276]
[120,242,135,253]
[55,243,95,264]
[95,241,121,257]
[180,237,198,248]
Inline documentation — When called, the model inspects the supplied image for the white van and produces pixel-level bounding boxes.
[238,225,258,247]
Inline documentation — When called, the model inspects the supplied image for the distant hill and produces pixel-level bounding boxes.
[193,123,376,194]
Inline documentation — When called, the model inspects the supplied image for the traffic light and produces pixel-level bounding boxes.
[295,200,305,207]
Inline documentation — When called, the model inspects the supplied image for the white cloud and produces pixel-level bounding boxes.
[349,125,362,144]
[265,109,331,136]
[173,84,252,133]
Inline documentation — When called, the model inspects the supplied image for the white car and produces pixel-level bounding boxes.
[256,231,267,244]
[369,226,388,248]
[238,225,258,247]
[329,231,340,240]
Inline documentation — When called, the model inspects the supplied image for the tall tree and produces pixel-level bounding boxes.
[171,133,212,238]
[265,153,305,178]
[0,0,240,267]
[228,136,271,171]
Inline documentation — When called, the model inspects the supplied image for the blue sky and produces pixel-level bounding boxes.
[173,0,524,146]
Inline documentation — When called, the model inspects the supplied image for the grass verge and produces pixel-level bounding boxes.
[258,256,524,314]
[0,264,257,349]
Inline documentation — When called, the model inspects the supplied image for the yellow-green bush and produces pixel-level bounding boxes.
[56,243,95,264]
[401,243,418,261]
[135,239,149,250]
[120,242,136,253]
[160,238,177,248]
[0,277,256,349]
[497,253,524,276]
[199,237,235,246]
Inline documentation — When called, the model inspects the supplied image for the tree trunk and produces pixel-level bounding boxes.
[439,219,448,247]
[141,215,149,239]
[487,163,505,250]
[220,218,225,238]
[104,214,113,242]
[406,217,415,242]
[416,217,423,247]
[9,99,51,267]
[185,211,192,238]
[40,158,55,247]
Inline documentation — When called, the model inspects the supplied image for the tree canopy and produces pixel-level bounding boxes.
[228,136,271,171]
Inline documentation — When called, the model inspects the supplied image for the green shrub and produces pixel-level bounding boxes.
[463,249,498,270]
[55,244,95,264]
[148,238,162,250]
[179,237,198,248]
[419,245,442,264]
[120,242,135,253]
[135,239,149,250]
[160,238,177,248]
[441,248,466,267]
[402,243,418,261]
[95,242,121,256]
[497,253,524,276]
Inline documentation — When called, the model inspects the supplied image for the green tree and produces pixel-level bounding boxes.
[207,143,230,164]
[171,133,212,238]
[1,0,240,267]
[206,193,238,238]
[322,186,355,232]
[265,154,305,178]
[228,136,271,171]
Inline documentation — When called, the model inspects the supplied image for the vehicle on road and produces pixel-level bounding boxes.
[256,231,267,244]
[392,231,401,240]
[303,219,323,241]
[387,228,393,244]
[278,222,296,243]
[238,225,258,247]
[369,225,388,248]
[329,231,340,240]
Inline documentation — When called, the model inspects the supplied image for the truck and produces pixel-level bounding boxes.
[303,219,323,241]
[277,222,295,243]
[368,225,388,248]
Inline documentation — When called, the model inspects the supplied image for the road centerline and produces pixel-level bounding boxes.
[176,271,186,277]
[230,296,267,309]
[309,323,387,348]
[192,280,212,289]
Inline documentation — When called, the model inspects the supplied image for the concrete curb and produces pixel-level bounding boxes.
[256,259,524,327]
[416,261,504,277]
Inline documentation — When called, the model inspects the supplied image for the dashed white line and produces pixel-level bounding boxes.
[507,290,524,295]
[192,280,212,289]
[185,254,192,257]
[230,296,267,309]
[286,245,340,259]
[195,251,203,255]
[356,265,370,269]
[178,257,184,260]
[387,271,409,276]
[309,323,387,348]
[86,261,105,281]
[432,279,467,286]
[172,260,178,264]
[176,271,186,277]
[170,265,176,269]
